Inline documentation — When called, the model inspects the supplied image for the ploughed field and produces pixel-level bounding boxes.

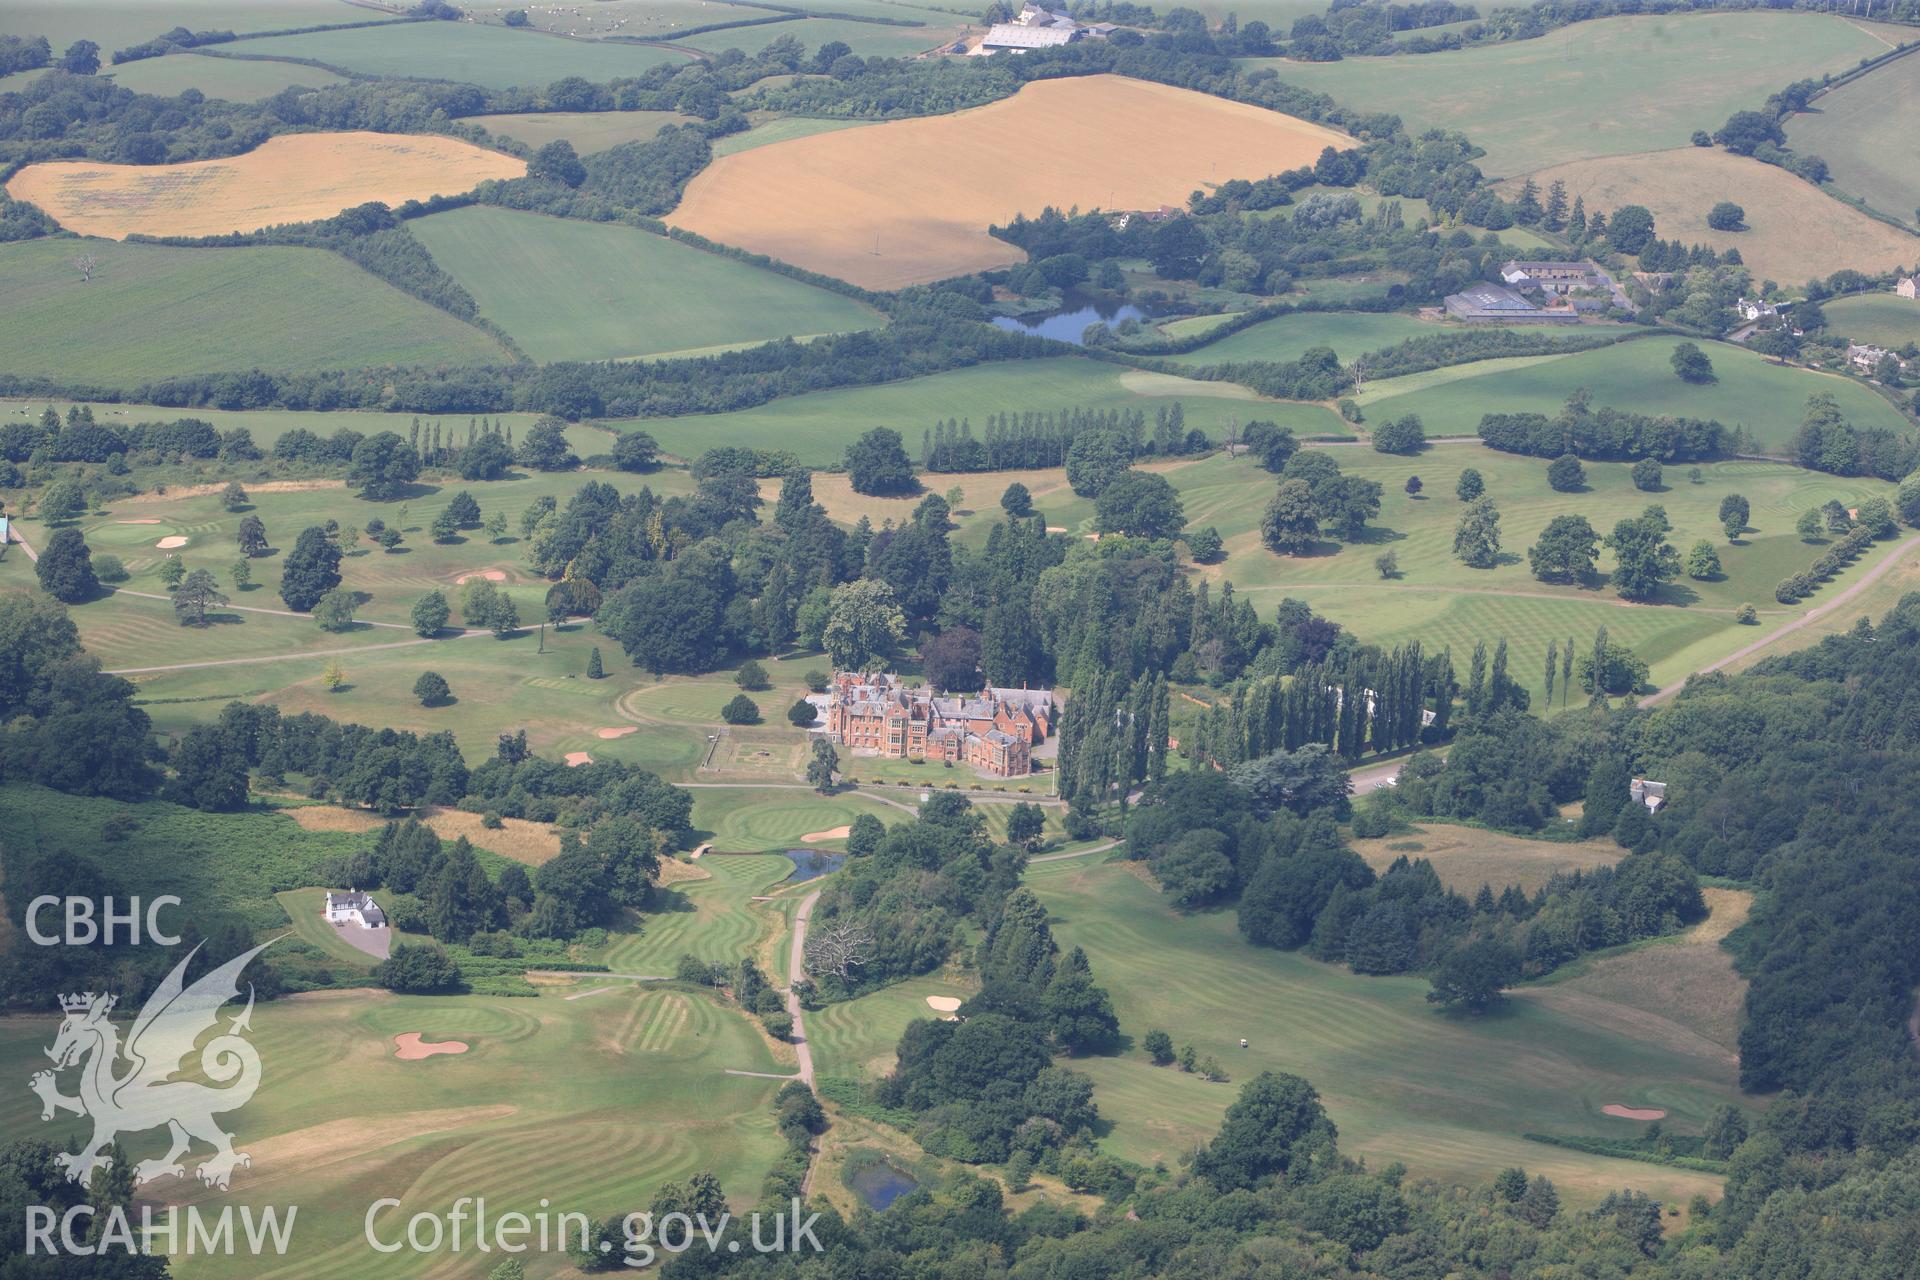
[5,132,525,240]
[670,75,1353,289]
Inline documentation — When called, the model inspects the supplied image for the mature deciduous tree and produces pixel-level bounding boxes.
[845,427,915,495]
[823,579,906,670]
[1260,478,1319,555]
[1528,514,1599,582]
[34,528,97,603]
[1453,496,1502,568]
[170,568,227,627]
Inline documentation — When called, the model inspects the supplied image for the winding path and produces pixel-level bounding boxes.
[786,889,820,1087]
[1030,838,1120,863]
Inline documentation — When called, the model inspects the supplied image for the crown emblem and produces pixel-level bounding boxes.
[59,992,111,1014]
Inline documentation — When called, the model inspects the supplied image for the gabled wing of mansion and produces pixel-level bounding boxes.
[825,672,1055,776]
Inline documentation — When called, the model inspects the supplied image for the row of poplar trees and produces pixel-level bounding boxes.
[921,404,1188,474]
[1188,643,1449,767]
[1056,670,1173,808]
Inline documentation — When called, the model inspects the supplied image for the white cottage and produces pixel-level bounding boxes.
[323,889,387,928]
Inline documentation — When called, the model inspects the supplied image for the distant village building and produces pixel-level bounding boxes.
[1629,779,1667,813]
[1442,281,1580,324]
[1849,342,1902,372]
[1897,275,1918,300]
[1737,296,1779,322]
[825,672,1055,776]
[979,22,1078,49]
[976,3,1096,52]
[1500,260,1604,295]
[1016,2,1078,26]
[323,890,386,929]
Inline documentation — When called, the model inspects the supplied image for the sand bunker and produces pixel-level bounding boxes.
[456,570,509,584]
[393,1033,469,1060]
[800,825,851,843]
[1602,1104,1668,1121]
[595,726,638,740]
[1045,526,1067,533]
[116,518,162,525]
[155,535,190,549]
[8,131,525,240]
[564,751,594,767]
[925,996,963,1012]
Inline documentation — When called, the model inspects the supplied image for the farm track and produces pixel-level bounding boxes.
[1645,531,1920,703]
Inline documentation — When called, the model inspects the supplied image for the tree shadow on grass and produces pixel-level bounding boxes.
[1597,576,1702,607]
[1347,524,1407,546]
[649,886,698,915]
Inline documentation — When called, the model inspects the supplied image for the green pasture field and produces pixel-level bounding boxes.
[1165,311,1646,368]
[0,984,789,1280]
[740,0,973,24]
[0,399,556,452]
[461,0,787,40]
[1159,445,1898,707]
[410,206,883,362]
[682,14,961,58]
[1247,13,1893,176]
[1152,312,1247,344]
[1825,293,1920,348]
[1283,271,1410,305]
[0,238,509,382]
[1354,335,1910,450]
[1024,856,1737,1206]
[465,108,693,153]
[232,20,693,88]
[1786,51,1920,228]
[710,113,880,156]
[607,356,1348,466]
[0,0,366,51]
[104,50,351,99]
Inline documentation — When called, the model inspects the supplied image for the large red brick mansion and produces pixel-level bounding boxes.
[824,672,1056,776]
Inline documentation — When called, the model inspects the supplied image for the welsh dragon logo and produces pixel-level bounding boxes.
[30,940,273,1191]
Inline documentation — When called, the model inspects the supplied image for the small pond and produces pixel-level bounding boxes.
[990,291,1150,345]
[847,1160,919,1211]
[783,849,846,883]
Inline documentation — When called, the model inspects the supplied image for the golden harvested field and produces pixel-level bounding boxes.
[1511,147,1920,284]
[1352,822,1625,896]
[671,75,1352,288]
[6,132,525,240]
